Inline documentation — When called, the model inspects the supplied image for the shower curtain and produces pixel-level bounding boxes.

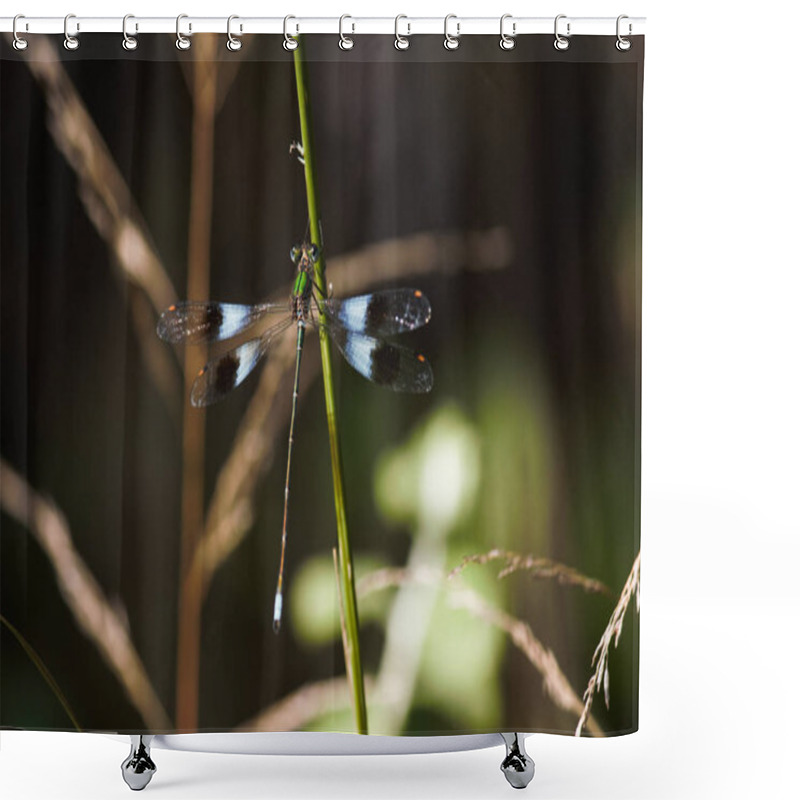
[0,27,643,740]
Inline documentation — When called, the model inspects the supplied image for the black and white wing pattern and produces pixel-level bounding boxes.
[157,301,289,345]
[325,325,433,394]
[324,289,431,338]
[321,288,433,393]
[190,318,294,407]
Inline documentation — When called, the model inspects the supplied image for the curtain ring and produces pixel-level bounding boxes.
[12,15,28,51]
[499,14,516,50]
[227,15,242,51]
[122,15,138,51]
[616,15,632,51]
[444,14,460,51]
[394,14,410,51]
[64,13,80,51]
[339,15,354,50]
[176,14,191,50]
[554,14,570,51]
[283,15,298,51]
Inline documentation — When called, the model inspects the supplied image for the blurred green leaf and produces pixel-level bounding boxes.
[374,402,480,532]
[290,554,390,646]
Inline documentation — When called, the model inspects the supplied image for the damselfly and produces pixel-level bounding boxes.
[157,243,433,631]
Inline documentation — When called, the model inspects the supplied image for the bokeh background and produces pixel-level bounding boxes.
[1,34,641,736]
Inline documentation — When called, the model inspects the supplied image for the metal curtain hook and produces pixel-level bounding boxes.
[227,15,242,51]
[554,14,570,51]
[122,15,138,51]
[616,14,632,51]
[444,14,460,51]
[500,14,516,50]
[339,14,354,50]
[176,14,191,50]
[283,15,298,51]
[12,14,28,51]
[394,14,410,51]
[64,13,79,51]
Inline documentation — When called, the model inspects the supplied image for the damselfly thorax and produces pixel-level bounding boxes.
[289,242,316,326]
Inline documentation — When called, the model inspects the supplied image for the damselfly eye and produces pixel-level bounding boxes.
[290,245,301,264]
[309,243,320,262]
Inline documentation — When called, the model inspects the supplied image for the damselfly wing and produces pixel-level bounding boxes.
[159,291,433,402]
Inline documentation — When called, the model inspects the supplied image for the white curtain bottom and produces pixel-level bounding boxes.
[105,731,510,756]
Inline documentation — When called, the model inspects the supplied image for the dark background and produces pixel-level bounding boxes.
[1,35,642,736]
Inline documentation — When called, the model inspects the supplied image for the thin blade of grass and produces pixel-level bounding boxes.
[0,613,82,731]
[293,35,368,734]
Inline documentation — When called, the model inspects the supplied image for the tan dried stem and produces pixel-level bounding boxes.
[357,566,602,736]
[575,551,641,737]
[175,35,219,732]
[356,566,424,596]
[0,459,171,731]
[448,589,603,736]
[324,226,512,296]
[450,549,613,596]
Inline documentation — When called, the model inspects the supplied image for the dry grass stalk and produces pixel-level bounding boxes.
[450,549,612,596]
[356,566,443,601]
[129,290,182,424]
[175,36,221,732]
[236,675,373,732]
[0,459,171,730]
[324,226,513,296]
[575,551,641,737]
[15,36,181,420]
[17,37,176,310]
[357,566,602,735]
[446,589,603,736]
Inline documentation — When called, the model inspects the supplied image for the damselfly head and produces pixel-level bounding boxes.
[290,242,320,267]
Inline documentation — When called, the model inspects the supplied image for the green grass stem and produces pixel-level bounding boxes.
[293,37,369,735]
